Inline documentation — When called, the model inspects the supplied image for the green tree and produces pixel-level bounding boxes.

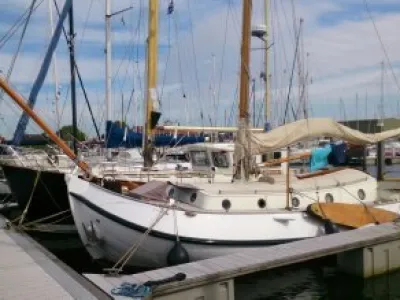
[58,125,87,142]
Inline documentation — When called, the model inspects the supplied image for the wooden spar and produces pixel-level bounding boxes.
[157,125,264,133]
[263,151,311,166]
[143,0,159,167]
[237,0,252,181]
[0,77,90,175]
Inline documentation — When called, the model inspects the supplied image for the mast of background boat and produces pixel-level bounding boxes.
[263,0,270,130]
[68,0,78,154]
[105,0,112,160]
[143,0,159,168]
[48,0,61,134]
[0,77,90,175]
[237,0,252,180]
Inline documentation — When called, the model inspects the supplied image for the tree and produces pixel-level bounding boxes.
[58,125,87,142]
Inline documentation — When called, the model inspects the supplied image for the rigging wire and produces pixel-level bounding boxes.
[215,3,230,128]
[172,11,187,106]
[363,0,400,96]
[282,19,302,124]
[186,0,205,126]
[0,0,38,136]
[0,0,44,50]
[159,8,173,107]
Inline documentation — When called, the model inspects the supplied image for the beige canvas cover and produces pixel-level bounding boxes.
[235,118,400,159]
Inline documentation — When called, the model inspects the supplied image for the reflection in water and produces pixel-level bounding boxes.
[235,259,400,300]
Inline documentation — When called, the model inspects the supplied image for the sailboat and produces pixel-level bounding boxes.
[1,0,400,269]
[0,0,202,224]
[62,0,400,268]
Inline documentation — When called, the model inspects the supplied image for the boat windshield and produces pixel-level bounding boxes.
[211,151,229,168]
[190,151,210,167]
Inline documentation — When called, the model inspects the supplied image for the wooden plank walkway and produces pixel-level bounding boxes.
[0,216,111,300]
[85,222,400,298]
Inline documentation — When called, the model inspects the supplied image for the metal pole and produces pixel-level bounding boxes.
[105,0,112,159]
[263,0,270,129]
[68,0,77,154]
[48,0,61,134]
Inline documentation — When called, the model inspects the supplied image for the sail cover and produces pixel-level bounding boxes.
[106,121,205,148]
[235,118,400,159]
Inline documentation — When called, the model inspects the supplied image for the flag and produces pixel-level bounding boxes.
[167,0,174,15]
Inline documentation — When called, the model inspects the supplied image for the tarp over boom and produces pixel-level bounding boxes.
[235,118,400,159]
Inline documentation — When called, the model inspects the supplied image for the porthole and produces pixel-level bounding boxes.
[190,193,197,203]
[258,198,266,209]
[325,193,334,203]
[222,199,231,211]
[291,197,300,208]
[358,189,366,200]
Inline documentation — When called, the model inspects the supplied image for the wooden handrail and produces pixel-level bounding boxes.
[263,152,311,166]
[0,77,91,176]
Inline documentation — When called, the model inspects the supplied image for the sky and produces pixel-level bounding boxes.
[0,0,400,139]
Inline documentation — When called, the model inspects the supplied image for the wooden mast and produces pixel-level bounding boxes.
[0,77,90,175]
[238,0,252,180]
[143,0,159,167]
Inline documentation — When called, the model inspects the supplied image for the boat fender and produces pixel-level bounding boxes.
[323,219,339,235]
[167,240,189,266]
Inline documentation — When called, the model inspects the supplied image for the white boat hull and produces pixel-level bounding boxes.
[67,175,400,268]
[67,176,327,268]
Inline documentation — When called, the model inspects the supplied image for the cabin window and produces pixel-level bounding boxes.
[190,151,210,167]
[211,151,230,168]
[165,154,189,162]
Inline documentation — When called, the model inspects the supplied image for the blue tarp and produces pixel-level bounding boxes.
[328,142,348,166]
[105,121,205,148]
[310,144,332,172]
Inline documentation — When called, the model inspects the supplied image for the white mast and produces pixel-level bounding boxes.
[105,0,112,158]
[264,0,270,129]
[48,0,61,134]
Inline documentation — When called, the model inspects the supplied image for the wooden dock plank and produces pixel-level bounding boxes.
[84,223,400,298]
[0,216,110,300]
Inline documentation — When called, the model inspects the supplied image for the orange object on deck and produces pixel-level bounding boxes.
[307,203,399,228]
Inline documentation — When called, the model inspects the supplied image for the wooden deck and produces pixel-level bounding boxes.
[0,216,110,300]
[85,222,400,298]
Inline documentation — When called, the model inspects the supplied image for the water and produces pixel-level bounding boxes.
[235,259,400,300]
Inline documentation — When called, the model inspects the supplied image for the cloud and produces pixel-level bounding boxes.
[1,0,400,140]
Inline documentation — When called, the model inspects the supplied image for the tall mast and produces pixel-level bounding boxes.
[143,0,159,167]
[105,0,112,158]
[48,0,61,134]
[68,0,78,154]
[237,0,252,180]
[263,0,270,130]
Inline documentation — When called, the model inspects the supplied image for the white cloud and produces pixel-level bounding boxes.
[1,0,400,140]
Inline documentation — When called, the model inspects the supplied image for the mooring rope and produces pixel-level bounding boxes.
[104,206,170,275]
[16,170,41,226]
[19,209,71,231]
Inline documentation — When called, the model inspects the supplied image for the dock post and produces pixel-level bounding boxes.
[337,240,400,278]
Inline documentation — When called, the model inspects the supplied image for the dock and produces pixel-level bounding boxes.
[85,222,400,300]
[0,216,110,300]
